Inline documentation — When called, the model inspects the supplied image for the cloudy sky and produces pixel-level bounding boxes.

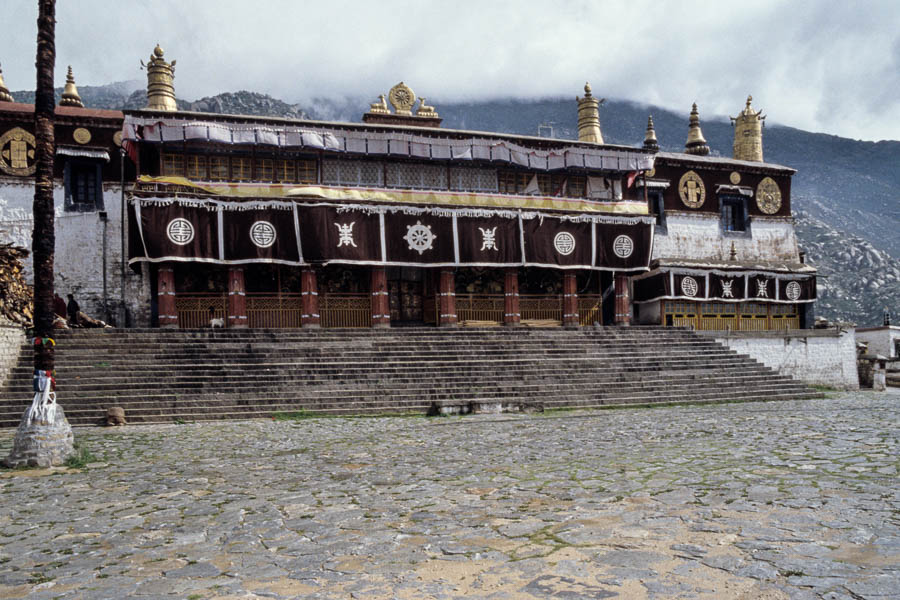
[2,0,899,141]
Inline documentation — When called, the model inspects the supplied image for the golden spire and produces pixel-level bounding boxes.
[59,66,84,107]
[643,115,659,152]
[684,102,710,156]
[142,44,177,111]
[0,63,13,103]
[576,82,604,144]
[731,95,765,162]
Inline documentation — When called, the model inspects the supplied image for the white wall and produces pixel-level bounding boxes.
[653,213,800,262]
[856,327,900,359]
[0,177,150,326]
[707,328,859,390]
[0,319,25,389]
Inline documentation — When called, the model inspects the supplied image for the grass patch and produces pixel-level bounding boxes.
[28,573,54,584]
[272,410,315,421]
[64,442,97,469]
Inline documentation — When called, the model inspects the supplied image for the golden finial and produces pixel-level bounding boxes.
[0,63,13,103]
[416,96,439,118]
[643,115,659,152]
[59,66,84,107]
[576,81,604,144]
[731,94,765,162]
[369,94,389,114]
[142,43,177,111]
[685,102,710,156]
[388,82,416,116]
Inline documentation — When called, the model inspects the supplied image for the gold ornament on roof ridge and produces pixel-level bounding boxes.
[576,82,604,144]
[0,63,13,103]
[142,44,177,112]
[369,94,389,114]
[731,94,765,162]
[643,114,659,151]
[416,97,438,118]
[685,103,710,156]
[59,66,84,107]
[388,82,416,116]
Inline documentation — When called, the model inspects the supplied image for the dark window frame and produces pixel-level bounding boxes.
[648,190,666,234]
[63,159,104,212]
[719,194,751,237]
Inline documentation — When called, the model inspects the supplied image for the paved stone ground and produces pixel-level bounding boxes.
[1,392,898,600]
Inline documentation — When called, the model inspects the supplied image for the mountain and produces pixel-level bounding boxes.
[9,84,899,325]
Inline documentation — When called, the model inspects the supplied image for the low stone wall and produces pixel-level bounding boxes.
[0,319,25,389]
[698,328,859,391]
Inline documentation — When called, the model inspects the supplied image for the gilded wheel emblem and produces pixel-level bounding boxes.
[0,127,37,176]
[166,218,195,245]
[681,276,699,297]
[612,235,634,258]
[553,232,576,256]
[678,171,705,209]
[785,281,801,301]
[403,220,436,255]
[250,221,276,248]
[756,177,782,214]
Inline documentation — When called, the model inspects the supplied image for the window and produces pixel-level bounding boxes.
[498,171,586,197]
[648,191,666,231]
[231,156,252,181]
[186,155,207,180]
[720,196,748,233]
[275,159,295,183]
[162,153,184,177]
[255,158,273,182]
[498,171,531,194]
[297,159,317,184]
[64,161,103,212]
[209,156,229,181]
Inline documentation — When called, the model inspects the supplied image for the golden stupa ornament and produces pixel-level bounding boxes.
[576,82,604,144]
[0,63,13,103]
[731,95,765,162]
[643,115,659,151]
[142,44,177,111]
[59,66,84,107]
[684,103,710,156]
[756,177,782,214]
[388,82,416,116]
[678,170,706,208]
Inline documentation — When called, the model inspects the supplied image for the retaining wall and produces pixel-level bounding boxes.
[0,320,24,389]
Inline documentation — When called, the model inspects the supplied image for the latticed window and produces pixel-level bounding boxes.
[498,172,531,194]
[297,160,317,184]
[275,159,295,183]
[186,155,207,180]
[162,153,184,177]
[322,159,383,187]
[449,167,498,192]
[209,156,229,181]
[231,157,252,181]
[567,175,586,198]
[385,163,447,190]
[771,304,796,315]
[255,158,273,182]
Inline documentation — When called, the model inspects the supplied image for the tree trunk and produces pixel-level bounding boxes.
[32,0,56,372]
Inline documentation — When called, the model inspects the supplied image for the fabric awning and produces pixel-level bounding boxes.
[633,265,816,304]
[56,146,110,162]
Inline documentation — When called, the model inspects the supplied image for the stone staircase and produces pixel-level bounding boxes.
[0,327,824,427]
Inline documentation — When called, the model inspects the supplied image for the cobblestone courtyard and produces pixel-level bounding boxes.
[1,393,898,599]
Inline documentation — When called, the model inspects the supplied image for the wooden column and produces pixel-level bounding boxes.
[562,272,579,327]
[227,267,248,329]
[614,274,631,326]
[157,266,178,328]
[300,267,320,328]
[370,267,390,328]
[504,268,520,326]
[438,269,458,327]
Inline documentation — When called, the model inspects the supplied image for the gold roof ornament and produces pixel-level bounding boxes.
[388,82,416,116]
[643,115,659,152]
[142,44,177,112]
[59,66,84,107]
[731,95,765,162]
[416,97,439,118]
[684,102,710,156]
[369,94,390,114]
[576,82,604,144]
[0,63,13,103]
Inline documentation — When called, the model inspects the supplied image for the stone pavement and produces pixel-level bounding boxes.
[1,392,898,600]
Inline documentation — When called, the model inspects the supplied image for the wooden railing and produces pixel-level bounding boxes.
[456,294,505,323]
[664,301,799,331]
[247,294,302,328]
[174,294,226,328]
[578,295,602,326]
[520,294,563,322]
[320,293,371,328]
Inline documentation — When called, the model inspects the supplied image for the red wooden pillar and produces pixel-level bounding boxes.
[300,267,320,328]
[504,268,520,326]
[562,272,579,327]
[370,267,390,328]
[227,267,248,329]
[157,266,178,328]
[614,274,631,326]
[438,269,458,327]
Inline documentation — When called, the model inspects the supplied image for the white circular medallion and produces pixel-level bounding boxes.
[785,281,801,301]
[403,220,437,255]
[681,276,699,297]
[166,218,195,245]
[250,221,277,248]
[553,232,576,256]
[612,235,634,258]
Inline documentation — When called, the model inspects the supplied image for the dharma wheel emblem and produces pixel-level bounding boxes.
[756,177,782,214]
[0,127,37,176]
[612,235,634,258]
[785,281,801,301]
[678,170,705,209]
[553,232,576,256]
[250,221,277,248]
[167,218,195,245]
[388,82,416,116]
[404,220,436,255]
[681,276,699,297]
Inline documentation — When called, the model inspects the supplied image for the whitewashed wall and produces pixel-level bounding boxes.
[0,177,150,326]
[0,318,25,389]
[653,213,800,262]
[704,328,859,390]
[856,327,900,359]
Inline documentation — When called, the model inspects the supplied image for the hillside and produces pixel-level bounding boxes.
[9,84,899,325]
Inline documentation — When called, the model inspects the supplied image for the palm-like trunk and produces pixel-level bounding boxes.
[33,0,56,372]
